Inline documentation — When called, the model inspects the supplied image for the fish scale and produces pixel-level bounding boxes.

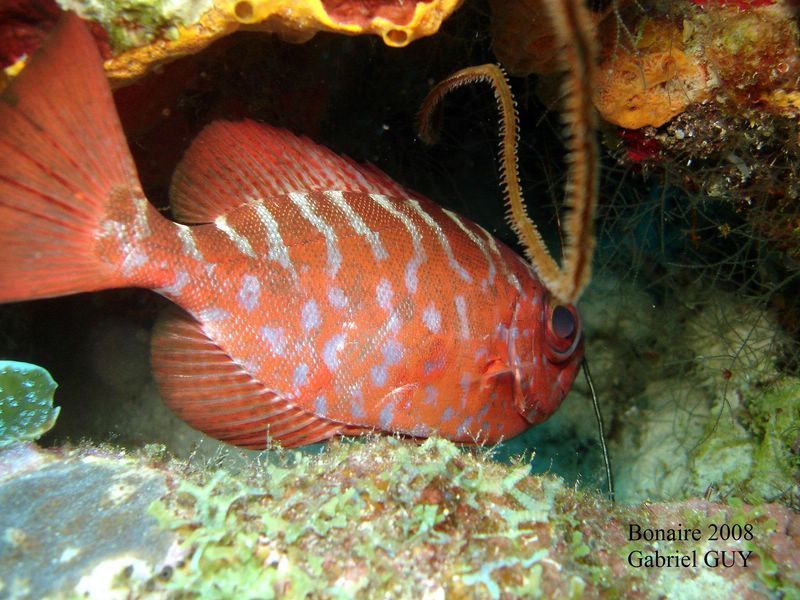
[156,188,534,441]
[0,14,584,449]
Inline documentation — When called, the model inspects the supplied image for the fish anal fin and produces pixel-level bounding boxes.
[151,308,345,449]
[168,120,410,224]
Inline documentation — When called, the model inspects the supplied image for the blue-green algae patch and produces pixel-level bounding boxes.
[0,361,60,449]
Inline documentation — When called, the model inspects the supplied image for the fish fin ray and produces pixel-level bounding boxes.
[151,308,345,448]
[0,13,145,302]
[169,120,410,224]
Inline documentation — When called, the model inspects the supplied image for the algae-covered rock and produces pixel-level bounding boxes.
[57,0,213,50]
[0,445,175,599]
[0,361,60,449]
[0,437,798,597]
[688,377,800,504]
[568,277,799,507]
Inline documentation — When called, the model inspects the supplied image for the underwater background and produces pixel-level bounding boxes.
[0,0,798,597]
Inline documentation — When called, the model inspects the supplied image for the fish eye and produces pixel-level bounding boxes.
[545,302,582,363]
[551,305,576,339]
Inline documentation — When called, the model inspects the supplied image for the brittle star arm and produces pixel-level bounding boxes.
[418,0,599,304]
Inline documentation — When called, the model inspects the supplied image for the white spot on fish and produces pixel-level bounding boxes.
[301,299,321,332]
[249,199,295,274]
[494,324,505,344]
[198,307,229,322]
[132,195,151,240]
[422,304,441,334]
[260,327,287,356]
[386,312,401,334]
[322,333,347,372]
[409,424,433,437]
[214,214,256,259]
[379,401,395,429]
[370,194,425,293]
[456,416,473,437]
[455,296,470,339]
[423,385,438,405]
[288,192,342,278]
[350,387,365,419]
[423,356,445,376]
[442,407,454,423]
[121,247,148,277]
[371,364,388,387]
[238,274,261,312]
[157,270,190,297]
[408,199,472,284]
[315,395,327,417]
[482,227,522,293]
[443,208,495,287]
[326,191,389,261]
[405,262,419,294]
[328,287,348,309]
[382,339,403,366]
[293,363,309,387]
[176,225,204,261]
[460,373,471,395]
[376,278,393,311]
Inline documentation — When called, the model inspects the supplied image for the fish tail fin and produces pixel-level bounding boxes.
[0,13,151,303]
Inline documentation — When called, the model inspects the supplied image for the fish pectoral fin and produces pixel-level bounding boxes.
[151,307,345,449]
[380,383,418,407]
[479,359,513,391]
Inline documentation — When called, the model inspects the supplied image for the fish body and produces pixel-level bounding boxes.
[0,14,583,448]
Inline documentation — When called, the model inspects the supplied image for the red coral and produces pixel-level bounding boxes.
[619,128,661,163]
[321,0,432,27]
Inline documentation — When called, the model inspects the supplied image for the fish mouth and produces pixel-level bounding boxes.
[523,387,566,424]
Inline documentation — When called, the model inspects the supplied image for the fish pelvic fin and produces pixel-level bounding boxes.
[0,13,158,302]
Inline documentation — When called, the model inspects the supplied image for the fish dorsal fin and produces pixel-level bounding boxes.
[151,308,347,448]
[169,120,410,224]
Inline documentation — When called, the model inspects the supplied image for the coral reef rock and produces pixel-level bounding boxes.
[69,0,465,83]
[1,438,798,597]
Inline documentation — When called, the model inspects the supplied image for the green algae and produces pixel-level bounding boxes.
[689,377,800,505]
[141,436,575,598]
[132,435,796,598]
[1,438,797,597]
[0,361,59,449]
[57,0,213,51]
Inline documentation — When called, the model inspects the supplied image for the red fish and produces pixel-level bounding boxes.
[0,14,584,449]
